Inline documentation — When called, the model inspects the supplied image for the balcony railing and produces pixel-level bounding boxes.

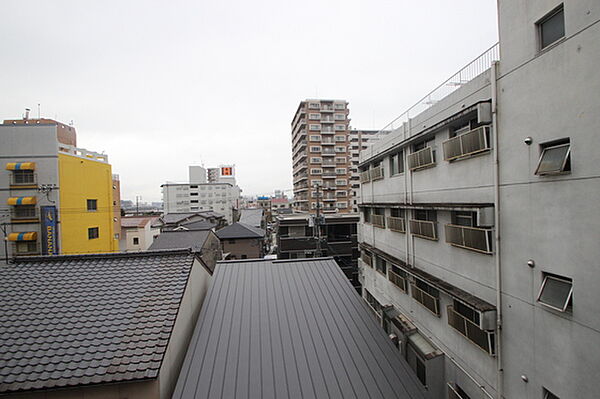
[410,284,440,316]
[361,252,372,267]
[447,383,470,399]
[407,147,435,171]
[365,43,499,146]
[371,214,385,228]
[387,216,405,233]
[409,219,437,240]
[388,270,408,293]
[370,166,383,181]
[445,224,493,254]
[443,126,491,161]
[447,305,495,355]
[360,170,371,183]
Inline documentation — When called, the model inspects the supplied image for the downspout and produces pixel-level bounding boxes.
[491,61,503,399]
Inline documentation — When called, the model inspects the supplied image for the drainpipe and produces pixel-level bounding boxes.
[491,61,503,399]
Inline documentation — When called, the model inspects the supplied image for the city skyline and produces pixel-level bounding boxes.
[0,0,498,201]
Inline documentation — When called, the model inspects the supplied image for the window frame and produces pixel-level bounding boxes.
[537,4,565,51]
[535,141,571,176]
[88,227,99,240]
[537,273,573,312]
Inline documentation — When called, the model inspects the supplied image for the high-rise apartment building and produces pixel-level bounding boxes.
[0,117,119,257]
[291,99,352,214]
[357,2,599,398]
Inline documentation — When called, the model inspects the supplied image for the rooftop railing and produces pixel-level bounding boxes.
[367,43,499,146]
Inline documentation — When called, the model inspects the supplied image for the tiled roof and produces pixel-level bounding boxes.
[160,213,198,225]
[163,220,216,232]
[148,230,211,252]
[173,258,426,399]
[121,216,159,228]
[215,222,265,239]
[239,208,263,228]
[0,249,197,394]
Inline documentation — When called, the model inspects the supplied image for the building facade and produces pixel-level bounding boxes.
[357,2,600,398]
[349,129,379,212]
[0,118,118,257]
[291,99,352,214]
[120,216,160,251]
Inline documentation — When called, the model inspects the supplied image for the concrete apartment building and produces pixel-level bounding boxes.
[349,129,379,212]
[0,116,119,257]
[162,166,241,224]
[357,2,600,398]
[291,99,353,214]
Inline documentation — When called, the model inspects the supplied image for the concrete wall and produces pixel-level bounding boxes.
[497,1,600,398]
[0,125,60,257]
[121,224,160,252]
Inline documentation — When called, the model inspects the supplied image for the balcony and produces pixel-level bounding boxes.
[360,170,371,183]
[410,284,440,316]
[407,147,435,171]
[388,270,408,293]
[321,138,335,145]
[321,106,334,112]
[409,219,437,240]
[371,214,385,228]
[370,166,383,181]
[447,305,495,355]
[321,128,334,134]
[279,237,316,252]
[387,216,405,233]
[361,252,372,266]
[443,126,491,161]
[321,118,335,123]
[445,224,493,254]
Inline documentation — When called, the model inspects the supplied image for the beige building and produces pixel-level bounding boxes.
[216,222,265,260]
[120,215,160,251]
[291,99,352,214]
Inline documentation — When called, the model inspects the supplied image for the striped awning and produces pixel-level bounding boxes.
[6,162,36,170]
[7,196,37,205]
[7,232,38,241]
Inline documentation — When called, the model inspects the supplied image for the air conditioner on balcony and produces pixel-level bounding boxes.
[477,207,494,227]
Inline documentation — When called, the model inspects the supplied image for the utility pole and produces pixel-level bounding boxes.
[314,183,322,257]
[135,195,141,216]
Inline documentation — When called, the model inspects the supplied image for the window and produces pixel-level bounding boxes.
[453,300,480,325]
[335,201,347,209]
[389,151,404,175]
[133,237,139,245]
[86,199,97,211]
[308,113,321,120]
[335,168,346,175]
[334,146,346,153]
[335,157,346,163]
[334,124,345,131]
[309,124,321,131]
[375,256,387,275]
[309,135,321,141]
[12,170,35,184]
[308,102,320,109]
[190,185,198,188]
[310,168,322,175]
[334,113,345,120]
[310,146,321,153]
[191,200,198,203]
[310,157,322,163]
[335,179,347,185]
[543,388,560,399]
[363,208,371,223]
[88,227,99,240]
[389,265,408,292]
[334,103,345,110]
[452,211,476,227]
[228,239,236,244]
[535,139,570,175]
[16,241,37,254]
[334,135,345,142]
[13,205,36,219]
[537,273,573,312]
[538,5,565,50]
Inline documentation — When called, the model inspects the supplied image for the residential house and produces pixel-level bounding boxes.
[215,222,265,260]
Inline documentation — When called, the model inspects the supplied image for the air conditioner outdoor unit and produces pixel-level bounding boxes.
[477,207,495,227]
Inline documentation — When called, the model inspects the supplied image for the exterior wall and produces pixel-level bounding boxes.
[0,125,60,257]
[58,153,117,254]
[162,183,239,224]
[222,238,262,260]
[199,232,222,270]
[121,224,160,252]
[3,118,77,146]
[112,175,121,249]
[1,379,160,399]
[496,1,600,398]
[158,258,212,398]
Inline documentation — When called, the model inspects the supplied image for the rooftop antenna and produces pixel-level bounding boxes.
[24,108,31,120]
[37,103,41,119]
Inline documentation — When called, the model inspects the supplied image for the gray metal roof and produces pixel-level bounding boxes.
[149,230,212,252]
[173,258,426,399]
[215,222,265,239]
[239,208,263,228]
[0,249,197,394]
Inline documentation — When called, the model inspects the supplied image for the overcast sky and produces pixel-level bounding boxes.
[1,0,498,202]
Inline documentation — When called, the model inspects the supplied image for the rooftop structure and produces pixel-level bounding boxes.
[172,257,426,399]
[0,249,212,398]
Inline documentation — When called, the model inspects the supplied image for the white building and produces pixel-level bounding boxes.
[358,2,600,399]
[120,216,160,252]
[348,129,378,212]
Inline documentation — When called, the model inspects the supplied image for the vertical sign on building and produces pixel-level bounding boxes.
[221,166,233,176]
[40,206,58,255]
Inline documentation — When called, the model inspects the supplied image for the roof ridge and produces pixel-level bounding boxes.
[14,248,192,263]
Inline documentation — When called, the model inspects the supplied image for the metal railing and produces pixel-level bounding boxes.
[409,219,438,240]
[445,224,493,254]
[367,43,500,145]
[388,270,408,293]
[447,305,495,355]
[447,383,469,399]
[443,126,491,161]
[371,214,385,228]
[387,216,406,233]
[407,147,435,170]
[370,166,383,181]
[360,170,371,183]
[410,284,440,316]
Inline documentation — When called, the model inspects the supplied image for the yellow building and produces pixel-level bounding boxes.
[58,151,119,254]
[1,117,120,257]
